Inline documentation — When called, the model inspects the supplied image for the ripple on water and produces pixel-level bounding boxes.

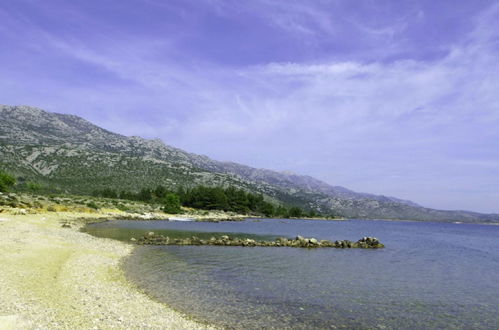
[86,219,499,329]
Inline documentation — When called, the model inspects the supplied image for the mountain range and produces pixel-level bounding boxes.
[1,105,498,223]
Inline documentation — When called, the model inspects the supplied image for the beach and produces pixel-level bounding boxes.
[0,212,214,329]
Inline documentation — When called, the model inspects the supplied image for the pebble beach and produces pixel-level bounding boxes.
[0,212,215,329]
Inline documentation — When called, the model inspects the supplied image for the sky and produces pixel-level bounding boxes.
[1,0,499,213]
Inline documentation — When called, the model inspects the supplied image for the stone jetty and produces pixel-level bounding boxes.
[136,233,384,249]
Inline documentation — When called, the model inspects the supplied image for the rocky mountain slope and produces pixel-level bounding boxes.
[1,105,498,223]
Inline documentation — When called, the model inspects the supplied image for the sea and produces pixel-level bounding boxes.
[84,218,499,329]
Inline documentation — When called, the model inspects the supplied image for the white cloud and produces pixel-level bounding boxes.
[2,1,499,212]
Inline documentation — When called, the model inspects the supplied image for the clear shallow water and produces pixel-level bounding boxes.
[85,219,499,329]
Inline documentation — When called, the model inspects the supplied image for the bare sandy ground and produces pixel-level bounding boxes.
[0,213,215,329]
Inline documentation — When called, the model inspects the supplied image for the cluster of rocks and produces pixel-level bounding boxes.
[136,233,384,249]
[194,217,245,222]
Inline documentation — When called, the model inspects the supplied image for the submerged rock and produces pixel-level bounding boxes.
[136,234,384,249]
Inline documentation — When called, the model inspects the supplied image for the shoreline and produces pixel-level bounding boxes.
[0,212,216,329]
[2,208,497,328]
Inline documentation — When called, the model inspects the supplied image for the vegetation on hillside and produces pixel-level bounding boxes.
[0,166,336,218]
[4,106,499,223]
[92,185,319,218]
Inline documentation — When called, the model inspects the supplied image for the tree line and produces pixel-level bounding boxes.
[0,167,323,218]
[92,185,314,218]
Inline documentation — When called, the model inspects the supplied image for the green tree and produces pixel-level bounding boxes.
[175,186,187,203]
[276,206,289,218]
[289,207,303,218]
[307,210,318,218]
[154,185,167,199]
[260,202,275,217]
[137,188,152,202]
[0,170,16,192]
[226,188,249,213]
[207,187,228,210]
[247,193,264,211]
[163,193,182,214]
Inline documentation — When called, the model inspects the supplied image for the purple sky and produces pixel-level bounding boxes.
[1,0,499,213]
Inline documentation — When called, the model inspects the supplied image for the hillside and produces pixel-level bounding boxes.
[1,105,498,223]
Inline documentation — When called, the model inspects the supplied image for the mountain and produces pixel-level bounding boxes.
[1,105,498,223]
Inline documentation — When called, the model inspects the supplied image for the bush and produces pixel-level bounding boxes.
[26,182,42,192]
[0,170,16,192]
[86,201,99,210]
[116,203,130,211]
[162,193,182,214]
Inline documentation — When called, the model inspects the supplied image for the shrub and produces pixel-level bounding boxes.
[162,193,182,214]
[26,182,42,192]
[0,170,16,192]
[116,203,130,211]
[86,201,99,210]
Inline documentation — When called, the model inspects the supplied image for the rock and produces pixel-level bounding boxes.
[130,237,137,242]
[355,236,383,248]
[245,238,256,246]
[136,233,384,249]
[191,236,201,245]
[142,213,154,219]
[15,208,27,215]
[61,223,71,228]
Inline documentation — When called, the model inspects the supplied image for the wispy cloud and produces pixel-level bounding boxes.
[1,0,498,212]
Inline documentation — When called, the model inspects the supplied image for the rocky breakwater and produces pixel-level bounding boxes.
[136,233,384,249]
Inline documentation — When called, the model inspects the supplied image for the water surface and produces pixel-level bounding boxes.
[85,219,499,329]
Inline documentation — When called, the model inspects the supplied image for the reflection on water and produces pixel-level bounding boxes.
[86,219,499,329]
[83,219,279,244]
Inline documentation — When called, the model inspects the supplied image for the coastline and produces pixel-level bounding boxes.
[2,204,497,329]
[0,212,216,329]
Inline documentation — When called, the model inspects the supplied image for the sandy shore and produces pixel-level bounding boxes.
[0,212,215,329]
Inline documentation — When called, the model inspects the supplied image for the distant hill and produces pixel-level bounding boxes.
[1,105,498,223]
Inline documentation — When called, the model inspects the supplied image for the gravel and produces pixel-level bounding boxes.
[0,213,215,329]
